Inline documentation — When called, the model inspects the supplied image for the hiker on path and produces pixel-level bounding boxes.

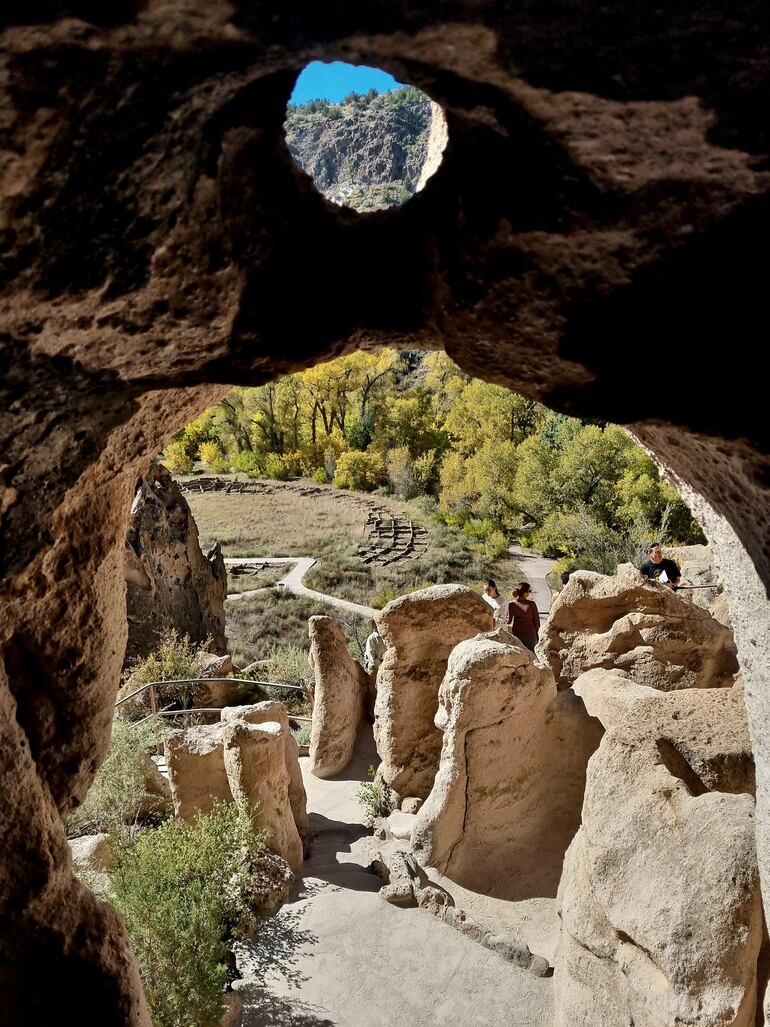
[482,579,508,629]
[508,582,540,651]
[640,543,681,588]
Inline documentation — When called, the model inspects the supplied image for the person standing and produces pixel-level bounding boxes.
[508,582,540,651]
[482,579,508,629]
[640,543,681,588]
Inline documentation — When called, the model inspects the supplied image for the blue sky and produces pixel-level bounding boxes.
[290,61,403,104]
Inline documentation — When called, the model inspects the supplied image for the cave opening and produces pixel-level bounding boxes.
[284,60,448,212]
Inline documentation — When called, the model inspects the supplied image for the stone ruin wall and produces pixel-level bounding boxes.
[1,2,770,1023]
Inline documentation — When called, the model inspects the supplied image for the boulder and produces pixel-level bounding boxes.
[665,543,722,610]
[307,616,369,779]
[373,585,492,799]
[555,676,761,1027]
[69,833,113,873]
[124,463,228,664]
[221,702,310,841]
[164,723,232,821]
[412,631,603,899]
[221,718,303,872]
[538,563,738,691]
[135,753,173,819]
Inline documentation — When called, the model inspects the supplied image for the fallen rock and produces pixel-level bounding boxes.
[221,718,303,872]
[248,849,294,918]
[538,563,738,691]
[374,585,492,800]
[401,797,423,814]
[412,632,602,899]
[221,702,310,841]
[164,724,232,821]
[124,464,228,663]
[554,680,761,1027]
[377,849,420,907]
[192,652,246,709]
[384,810,417,842]
[69,833,113,873]
[307,616,369,778]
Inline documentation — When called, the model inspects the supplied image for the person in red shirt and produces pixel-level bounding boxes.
[507,582,540,651]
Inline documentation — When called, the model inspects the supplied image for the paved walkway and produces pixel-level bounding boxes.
[233,725,554,1027]
[224,557,378,619]
[509,543,554,622]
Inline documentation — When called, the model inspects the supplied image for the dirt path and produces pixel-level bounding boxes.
[224,556,378,619]
[232,725,554,1027]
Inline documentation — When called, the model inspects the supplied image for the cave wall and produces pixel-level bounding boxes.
[1,2,769,1021]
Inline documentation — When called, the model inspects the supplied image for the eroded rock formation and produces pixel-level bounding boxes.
[164,723,232,821]
[2,3,770,1021]
[539,564,738,691]
[308,615,369,779]
[374,585,491,799]
[412,629,603,899]
[221,701,310,841]
[555,672,760,1027]
[221,718,303,872]
[124,464,227,663]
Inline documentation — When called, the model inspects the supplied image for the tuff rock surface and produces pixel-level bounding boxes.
[124,464,227,664]
[308,615,369,779]
[374,584,491,800]
[411,629,603,899]
[164,722,232,821]
[1,2,770,1021]
[555,672,761,1027]
[221,718,303,872]
[221,701,310,841]
[538,564,738,691]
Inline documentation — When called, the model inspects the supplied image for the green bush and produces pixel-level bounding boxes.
[312,466,330,484]
[162,440,194,475]
[119,631,211,717]
[264,453,292,480]
[333,450,385,491]
[67,718,161,837]
[356,766,396,826]
[110,802,265,1027]
[291,723,312,747]
[230,450,263,477]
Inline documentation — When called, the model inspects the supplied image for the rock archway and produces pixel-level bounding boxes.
[2,3,769,1022]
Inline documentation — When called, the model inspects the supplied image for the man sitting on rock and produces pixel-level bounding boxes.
[640,542,681,588]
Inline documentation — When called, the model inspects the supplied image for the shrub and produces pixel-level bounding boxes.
[66,718,160,837]
[110,802,266,1027]
[356,765,396,826]
[198,441,221,467]
[119,631,211,717]
[264,453,291,480]
[312,466,329,484]
[386,446,417,499]
[230,450,263,477]
[291,723,312,747]
[333,450,385,491]
[162,440,193,475]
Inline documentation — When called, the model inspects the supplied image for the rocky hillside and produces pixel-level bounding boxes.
[285,86,433,211]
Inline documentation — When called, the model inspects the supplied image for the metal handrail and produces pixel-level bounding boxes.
[115,676,306,708]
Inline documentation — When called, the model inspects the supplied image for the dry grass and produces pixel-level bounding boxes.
[226,566,285,594]
[187,478,521,607]
[227,590,366,668]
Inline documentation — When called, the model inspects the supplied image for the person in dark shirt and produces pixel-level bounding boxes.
[640,542,681,588]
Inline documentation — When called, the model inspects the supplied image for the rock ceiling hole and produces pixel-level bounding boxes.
[284,60,448,212]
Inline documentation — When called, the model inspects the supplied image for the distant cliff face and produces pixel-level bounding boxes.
[285,89,434,211]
